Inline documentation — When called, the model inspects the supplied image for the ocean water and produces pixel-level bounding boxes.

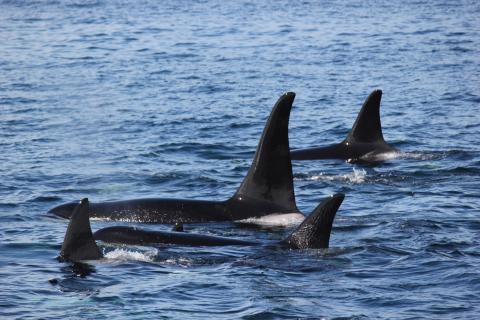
[1,0,479,319]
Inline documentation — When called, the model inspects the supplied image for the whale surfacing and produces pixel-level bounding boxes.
[291,90,397,163]
[59,195,345,262]
[50,93,300,223]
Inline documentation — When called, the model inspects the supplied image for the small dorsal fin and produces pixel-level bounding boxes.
[231,92,297,212]
[60,198,102,261]
[283,193,344,249]
[345,90,384,143]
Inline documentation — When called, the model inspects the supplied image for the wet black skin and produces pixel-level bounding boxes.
[290,141,396,162]
[50,197,295,223]
[50,93,299,223]
[93,226,259,247]
[59,195,345,262]
[290,90,397,163]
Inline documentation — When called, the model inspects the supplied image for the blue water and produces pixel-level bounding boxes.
[1,0,479,318]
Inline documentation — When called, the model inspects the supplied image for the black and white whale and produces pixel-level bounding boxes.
[50,92,303,223]
[59,195,345,262]
[290,90,398,163]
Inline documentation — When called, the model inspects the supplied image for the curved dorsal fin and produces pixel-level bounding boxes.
[345,90,384,143]
[60,198,102,261]
[283,193,344,249]
[232,92,297,211]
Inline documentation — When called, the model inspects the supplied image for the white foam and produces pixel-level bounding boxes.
[396,151,438,160]
[90,217,109,221]
[359,150,401,162]
[362,150,440,161]
[236,212,305,227]
[162,257,193,267]
[306,168,367,184]
[104,248,157,262]
[347,168,367,183]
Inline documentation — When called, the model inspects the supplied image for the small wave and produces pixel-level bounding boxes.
[66,0,102,8]
[162,257,194,267]
[395,151,440,161]
[235,213,305,227]
[355,150,472,162]
[304,168,367,184]
[104,248,157,262]
[359,151,402,162]
[30,195,61,202]
[392,150,474,161]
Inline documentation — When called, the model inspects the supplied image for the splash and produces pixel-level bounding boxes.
[359,150,401,162]
[90,216,156,223]
[236,213,305,227]
[363,150,445,161]
[306,168,367,184]
[162,257,194,267]
[104,248,157,262]
[396,151,440,161]
[347,168,367,183]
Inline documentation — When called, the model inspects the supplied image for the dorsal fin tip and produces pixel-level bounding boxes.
[328,193,345,202]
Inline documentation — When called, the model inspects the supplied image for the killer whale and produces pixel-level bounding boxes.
[290,90,397,163]
[50,92,300,223]
[59,195,344,262]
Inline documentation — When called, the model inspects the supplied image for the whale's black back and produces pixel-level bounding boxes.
[57,194,345,258]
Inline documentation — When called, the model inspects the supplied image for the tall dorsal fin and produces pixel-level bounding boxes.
[345,90,384,143]
[232,92,297,211]
[283,193,344,249]
[60,198,102,261]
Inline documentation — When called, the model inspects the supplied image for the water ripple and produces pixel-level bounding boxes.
[1,0,480,318]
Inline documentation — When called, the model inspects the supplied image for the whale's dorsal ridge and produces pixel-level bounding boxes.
[231,92,298,212]
[345,89,384,144]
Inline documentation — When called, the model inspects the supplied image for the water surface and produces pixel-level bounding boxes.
[1,0,479,319]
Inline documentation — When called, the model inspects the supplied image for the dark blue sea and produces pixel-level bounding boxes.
[1,0,479,319]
